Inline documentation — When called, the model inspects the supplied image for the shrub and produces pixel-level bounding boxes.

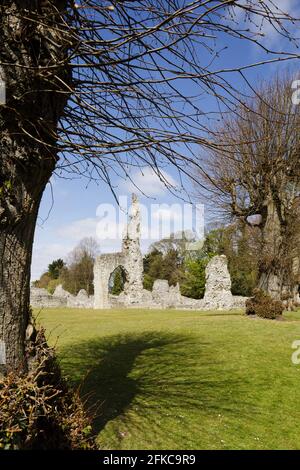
[0,327,95,450]
[245,289,284,319]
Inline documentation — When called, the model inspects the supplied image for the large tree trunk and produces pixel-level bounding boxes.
[258,197,292,300]
[0,147,57,374]
[0,202,41,374]
[0,0,71,374]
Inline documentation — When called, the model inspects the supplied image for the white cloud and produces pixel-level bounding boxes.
[233,0,300,47]
[120,167,177,197]
[57,217,98,240]
[56,215,124,254]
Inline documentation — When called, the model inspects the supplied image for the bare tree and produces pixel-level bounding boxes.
[1,0,300,372]
[68,237,100,264]
[197,74,300,300]
[62,237,100,294]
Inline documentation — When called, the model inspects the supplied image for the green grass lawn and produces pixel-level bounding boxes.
[35,308,300,450]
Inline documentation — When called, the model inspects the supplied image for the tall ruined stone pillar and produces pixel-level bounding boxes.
[203,255,233,309]
[122,194,144,304]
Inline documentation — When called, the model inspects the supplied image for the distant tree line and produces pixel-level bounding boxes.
[34,237,100,296]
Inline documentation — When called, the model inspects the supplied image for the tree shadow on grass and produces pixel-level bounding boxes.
[60,331,255,439]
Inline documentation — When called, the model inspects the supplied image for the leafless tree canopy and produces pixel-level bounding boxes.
[198,75,300,219]
[2,1,300,192]
[196,74,300,298]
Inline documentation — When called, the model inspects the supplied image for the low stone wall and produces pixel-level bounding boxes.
[30,287,67,309]
[30,285,94,309]
[105,276,247,311]
[122,277,247,311]
[66,289,94,309]
[113,256,247,311]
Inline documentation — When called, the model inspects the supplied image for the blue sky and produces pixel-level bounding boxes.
[31,0,300,280]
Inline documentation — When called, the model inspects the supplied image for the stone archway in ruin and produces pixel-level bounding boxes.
[94,253,127,309]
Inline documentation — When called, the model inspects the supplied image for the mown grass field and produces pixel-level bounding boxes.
[35,308,300,450]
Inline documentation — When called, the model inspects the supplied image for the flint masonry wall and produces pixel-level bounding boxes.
[94,253,125,309]
[30,285,94,309]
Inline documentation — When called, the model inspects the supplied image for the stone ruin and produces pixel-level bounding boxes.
[30,286,67,309]
[93,194,247,310]
[31,194,248,310]
[30,284,94,309]
[203,255,240,309]
[94,194,145,308]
